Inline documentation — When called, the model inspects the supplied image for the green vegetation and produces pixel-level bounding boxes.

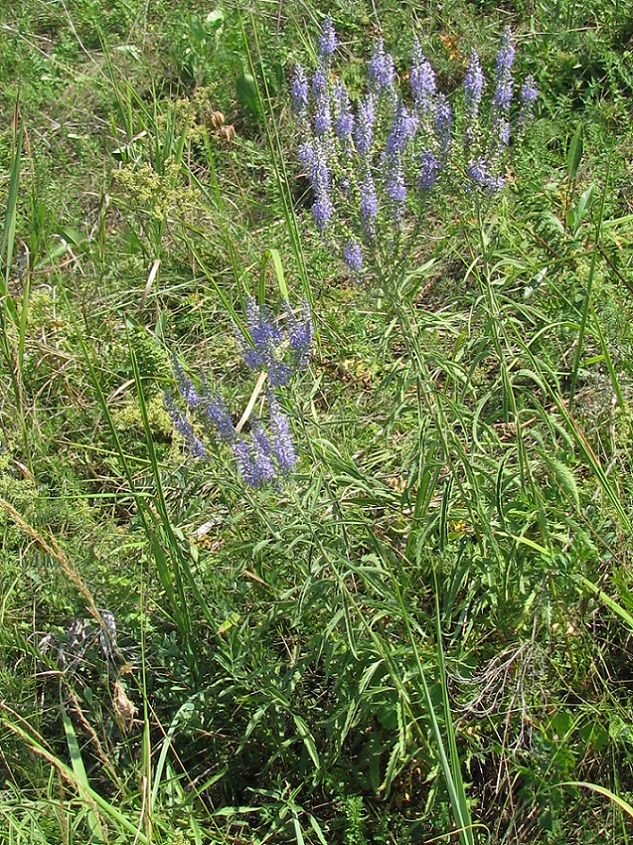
[2,1,633,842]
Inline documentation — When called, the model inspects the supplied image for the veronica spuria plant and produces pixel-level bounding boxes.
[288,21,541,845]
[165,297,313,489]
[292,21,537,294]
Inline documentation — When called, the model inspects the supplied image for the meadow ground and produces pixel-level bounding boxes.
[2,1,633,842]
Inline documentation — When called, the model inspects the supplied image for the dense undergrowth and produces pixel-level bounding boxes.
[2,0,633,843]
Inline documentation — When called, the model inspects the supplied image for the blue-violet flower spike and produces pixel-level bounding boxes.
[354,94,376,157]
[201,380,235,443]
[334,82,355,141]
[269,397,296,475]
[434,94,453,162]
[173,356,201,408]
[312,69,331,135]
[410,40,436,113]
[492,28,515,112]
[385,101,418,157]
[360,169,378,234]
[165,391,207,458]
[291,64,309,115]
[318,16,337,60]
[464,49,484,112]
[419,150,440,190]
[344,239,363,274]
[286,299,313,371]
[368,39,395,92]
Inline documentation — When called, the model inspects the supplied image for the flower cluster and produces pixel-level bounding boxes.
[235,297,313,386]
[292,19,537,277]
[165,299,312,488]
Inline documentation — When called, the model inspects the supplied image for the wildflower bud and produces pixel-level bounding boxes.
[219,124,236,145]
[209,110,225,130]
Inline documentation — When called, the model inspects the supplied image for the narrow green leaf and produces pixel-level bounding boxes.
[567,123,583,180]
[561,781,633,819]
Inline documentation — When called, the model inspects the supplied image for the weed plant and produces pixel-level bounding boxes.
[2,2,633,844]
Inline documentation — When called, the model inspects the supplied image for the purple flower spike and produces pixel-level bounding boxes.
[519,75,538,126]
[419,149,440,190]
[165,391,207,459]
[344,239,363,274]
[318,16,337,60]
[385,100,418,157]
[298,140,315,172]
[309,139,333,233]
[291,64,309,115]
[233,437,276,488]
[285,298,313,371]
[312,190,333,233]
[410,40,436,113]
[464,49,484,112]
[201,379,235,443]
[354,94,376,157]
[495,27,516,72]
[237,298,288,381]
[434,94,453,162]
[520,74,538,105]
[368,39,395,92]
[468,157,505,193]
[312,69,331,135]
[173,356,201,408]
[386,155,407,217]
[334,82,355,141]
[492,28,515,112]
[359,169,378,235]
[269,396,296,475]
